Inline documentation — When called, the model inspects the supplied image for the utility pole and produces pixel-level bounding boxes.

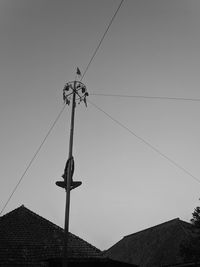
[56,70,88,267]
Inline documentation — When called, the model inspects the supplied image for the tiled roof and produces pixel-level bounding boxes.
[105,218,194,267]
[0,205,101,266]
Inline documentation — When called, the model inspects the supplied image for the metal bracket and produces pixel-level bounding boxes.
[56,180,82,190]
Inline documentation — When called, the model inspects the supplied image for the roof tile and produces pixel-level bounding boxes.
[0,205,101,265]
[105,218,194,267]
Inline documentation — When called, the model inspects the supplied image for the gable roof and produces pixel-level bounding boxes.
[105,218,194,267]
[0,205,101,266]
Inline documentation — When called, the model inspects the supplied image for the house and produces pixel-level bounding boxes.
[104,218,195,267]
[0,205,136,266]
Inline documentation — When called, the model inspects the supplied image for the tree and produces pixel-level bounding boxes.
[191,206,200,228]
[180,205,200,262]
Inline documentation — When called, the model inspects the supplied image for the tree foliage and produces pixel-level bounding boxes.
[191,206,200,228]
[180,206,200,262]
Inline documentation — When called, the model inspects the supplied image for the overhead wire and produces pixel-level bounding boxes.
[81,0,125,81]
[0,0,125,214]
[0,105,66,216]
[91,93,200,102]
[88,99,200,184]
[2,0,200,214]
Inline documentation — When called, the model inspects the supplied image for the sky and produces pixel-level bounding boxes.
[1,0,200,250]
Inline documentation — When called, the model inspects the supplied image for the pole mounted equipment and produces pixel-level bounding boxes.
[56,79,88,191]
[63,80,88,107]
[56,68,88,267]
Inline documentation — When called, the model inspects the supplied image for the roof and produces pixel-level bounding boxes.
[163,262,200,267]
[105,218,194,267]
[0,205,101,266]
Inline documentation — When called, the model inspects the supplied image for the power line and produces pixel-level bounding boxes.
[88,99,200,185]
[0,105,66,215]
[81,0,125,80]
[0,1,125,214]
[91,93,200,102]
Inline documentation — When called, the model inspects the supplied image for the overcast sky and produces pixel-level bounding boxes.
[1,0,200,250]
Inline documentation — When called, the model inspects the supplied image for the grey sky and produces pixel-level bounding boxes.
[1,0,200,250]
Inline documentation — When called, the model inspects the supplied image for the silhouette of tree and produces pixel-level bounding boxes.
[180,205,200,262]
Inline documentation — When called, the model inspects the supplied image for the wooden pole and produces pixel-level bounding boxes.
[63,81,76,267]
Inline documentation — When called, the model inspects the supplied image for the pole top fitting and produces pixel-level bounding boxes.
[63,81,88,107]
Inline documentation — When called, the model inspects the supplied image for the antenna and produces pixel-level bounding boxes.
[56,69,88,267]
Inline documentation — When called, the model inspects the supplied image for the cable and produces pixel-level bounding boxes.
[0,1,125,214]
[0,104,66,215]
[81,0,125,81]
[90,93,200,102]
[88,99,200,184]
